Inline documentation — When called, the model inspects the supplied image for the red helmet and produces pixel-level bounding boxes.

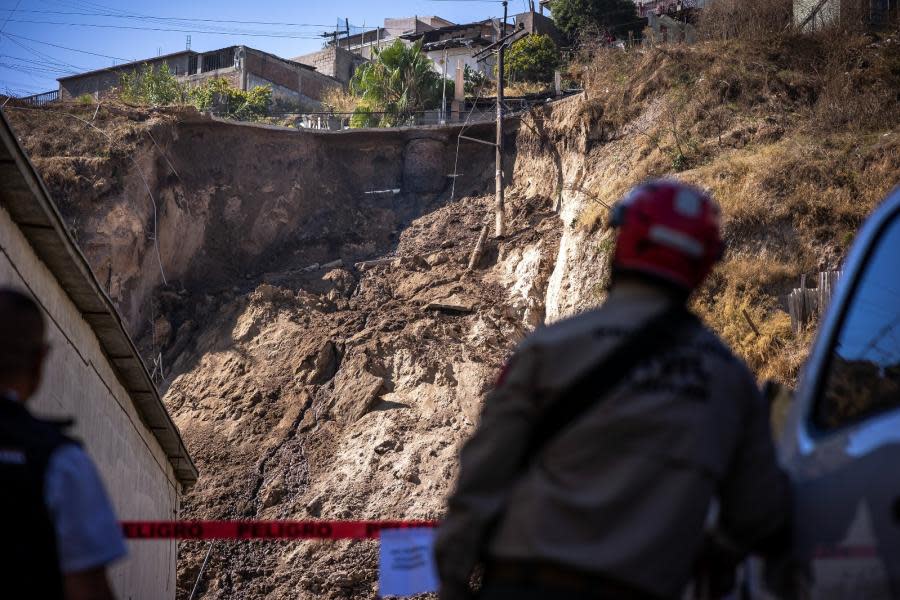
[610,180,723,290]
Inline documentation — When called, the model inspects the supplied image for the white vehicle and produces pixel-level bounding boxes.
[761,187,900,599]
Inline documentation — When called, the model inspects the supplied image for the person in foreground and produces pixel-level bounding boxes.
[435,181,791,599]
[0,288,126,600]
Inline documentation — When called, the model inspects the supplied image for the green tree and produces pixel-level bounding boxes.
[549,0,643,41]
[187,78,272,121]
[119,62,185,106]
[505,34,560,83]
[349,39,450,127]
[463,64,489,96]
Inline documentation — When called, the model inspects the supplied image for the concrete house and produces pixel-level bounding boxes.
[292,16,455,85]
[401,12,560,77]
[58,45,342,109]
[0,109,196,599]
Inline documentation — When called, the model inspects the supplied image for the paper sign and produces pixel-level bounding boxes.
[378,528,439,597]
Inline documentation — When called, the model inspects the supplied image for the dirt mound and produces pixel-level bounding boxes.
[166,191,559,598]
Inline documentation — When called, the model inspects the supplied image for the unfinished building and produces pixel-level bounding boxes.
[0,110,196,599]
[58,45,342,109]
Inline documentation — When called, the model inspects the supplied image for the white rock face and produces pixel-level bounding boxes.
[545,193,612,323]
[500,241,547,329]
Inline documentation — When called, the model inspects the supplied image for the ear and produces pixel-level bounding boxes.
[610,203,627,227]
[25,346,48,401]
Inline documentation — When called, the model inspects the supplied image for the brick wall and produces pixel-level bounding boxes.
[292,46,366,85]
[244,48,342,104]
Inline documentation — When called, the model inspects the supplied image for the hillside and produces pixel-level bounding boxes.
[4,29,900,599]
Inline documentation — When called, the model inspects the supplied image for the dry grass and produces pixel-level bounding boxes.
[549,30,900,383]
[320,87,359,114]
[505,81,552,96]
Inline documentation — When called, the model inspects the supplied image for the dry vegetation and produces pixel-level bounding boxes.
[560,29,900,383]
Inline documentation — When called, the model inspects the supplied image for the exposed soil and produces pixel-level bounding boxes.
[5,30,900,599]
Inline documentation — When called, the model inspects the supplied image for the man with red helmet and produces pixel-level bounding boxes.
[436,180,790,599]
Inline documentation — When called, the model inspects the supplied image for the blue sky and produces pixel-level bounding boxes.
[0,0,526,95]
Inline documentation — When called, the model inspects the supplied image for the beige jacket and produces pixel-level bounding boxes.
[435,283,789,599]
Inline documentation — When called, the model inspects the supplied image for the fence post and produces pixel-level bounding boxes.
[788,271,841,335]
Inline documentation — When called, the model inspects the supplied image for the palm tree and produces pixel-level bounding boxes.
[349,40,448,127]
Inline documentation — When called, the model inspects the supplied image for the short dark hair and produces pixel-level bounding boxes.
[0,288,46,378]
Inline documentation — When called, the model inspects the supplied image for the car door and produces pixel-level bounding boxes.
[778,186,900,599]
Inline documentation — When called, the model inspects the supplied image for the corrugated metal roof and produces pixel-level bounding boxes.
[0,109,198,487]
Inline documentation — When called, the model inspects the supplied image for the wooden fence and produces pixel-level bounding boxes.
[788,270,842,334]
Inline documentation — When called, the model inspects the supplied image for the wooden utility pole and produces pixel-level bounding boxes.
[495,0,508,238]
[441,48,448,124]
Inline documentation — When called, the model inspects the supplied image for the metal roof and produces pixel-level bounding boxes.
[0,109,198,487]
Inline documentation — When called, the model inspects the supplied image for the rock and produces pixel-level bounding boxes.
[426,251,449,267]
[328,355,385,423]
[260,475,286,509]
[305,495,324,516]
[423,295,475,314]
[309,341,339,384]
[374,439,396,454]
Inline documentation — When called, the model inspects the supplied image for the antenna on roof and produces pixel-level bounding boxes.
[186,35,191,51]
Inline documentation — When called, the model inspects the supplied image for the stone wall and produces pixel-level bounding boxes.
[0,203,179,600]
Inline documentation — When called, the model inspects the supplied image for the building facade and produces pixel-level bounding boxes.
[58,45,343,109]
[0,110,196,599]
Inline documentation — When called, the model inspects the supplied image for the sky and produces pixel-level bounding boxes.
[0,0,526,96]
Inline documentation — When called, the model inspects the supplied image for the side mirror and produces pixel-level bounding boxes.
[762,380,793,440]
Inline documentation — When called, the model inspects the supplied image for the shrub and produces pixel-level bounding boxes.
[321,86,358,114]
[699,0,792,40]
[464,65,490,97]
[188,78,272,121]
[76,94,95,105]
[549,0,644,41]
[119,62,185,106]
[505,34,561,83]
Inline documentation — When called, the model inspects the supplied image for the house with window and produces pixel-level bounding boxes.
[57,46,342,109]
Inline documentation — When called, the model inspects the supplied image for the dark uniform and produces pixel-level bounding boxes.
[0,393,78,599]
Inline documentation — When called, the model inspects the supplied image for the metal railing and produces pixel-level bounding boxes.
[17,89,59,106]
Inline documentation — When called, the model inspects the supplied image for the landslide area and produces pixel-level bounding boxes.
[5,28,900,600]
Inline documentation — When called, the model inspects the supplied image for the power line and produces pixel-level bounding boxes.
[0,0,23,35]
[0,9,333,28]
[2,32,132,62]
[0,20,328,39]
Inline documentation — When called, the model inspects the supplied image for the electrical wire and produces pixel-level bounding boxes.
[0,0,23,35]
[0,9,333,28]
[0,20,331,39]
[2,31,132,62]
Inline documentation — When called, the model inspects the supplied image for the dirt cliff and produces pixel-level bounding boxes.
[5,29,900,600]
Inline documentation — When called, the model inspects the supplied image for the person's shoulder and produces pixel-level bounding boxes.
[691,320,758,384]
[46,443,98,484]
[518,307,614,351]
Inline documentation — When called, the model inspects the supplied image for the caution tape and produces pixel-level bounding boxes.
[121,520,439,540]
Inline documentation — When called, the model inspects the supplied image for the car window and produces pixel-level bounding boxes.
[815,213,900,430]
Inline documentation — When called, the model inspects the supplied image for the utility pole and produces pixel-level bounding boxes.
[440,48,448,124]
[495,0,508,238]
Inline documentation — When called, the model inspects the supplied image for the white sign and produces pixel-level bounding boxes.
[378,528,439,597]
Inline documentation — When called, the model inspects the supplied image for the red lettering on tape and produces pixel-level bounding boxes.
[121,520,437,540]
